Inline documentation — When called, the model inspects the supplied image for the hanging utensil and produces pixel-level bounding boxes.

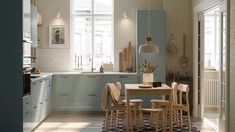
[167,33,177,54]
[179,34,189,69]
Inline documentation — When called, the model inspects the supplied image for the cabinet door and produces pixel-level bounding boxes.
[31,80,44,106]
[23,96,31,132]
[30,4,37,47]
[137,10,166,83]
[23,0,31,33]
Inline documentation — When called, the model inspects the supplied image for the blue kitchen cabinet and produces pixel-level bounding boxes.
[136,10,166,83]
[23,0,31,33]
[31,3,37,47]
[136,10,166,108]
[23,95,31,132]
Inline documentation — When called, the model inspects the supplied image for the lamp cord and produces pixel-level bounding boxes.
[148,0,150,37]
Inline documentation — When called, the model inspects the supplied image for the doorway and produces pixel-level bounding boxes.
[198,2,227,132]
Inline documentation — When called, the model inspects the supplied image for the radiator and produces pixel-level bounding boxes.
[204,76,219,110]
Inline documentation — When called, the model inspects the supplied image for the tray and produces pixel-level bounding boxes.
[138,85,152,88]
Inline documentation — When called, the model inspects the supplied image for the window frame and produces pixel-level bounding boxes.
[70,0,114,71]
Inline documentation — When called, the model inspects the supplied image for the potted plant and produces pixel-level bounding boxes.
[140,59,158,85]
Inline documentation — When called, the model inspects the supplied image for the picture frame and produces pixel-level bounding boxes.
[49,25,68,48]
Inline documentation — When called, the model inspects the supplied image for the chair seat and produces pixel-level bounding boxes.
[141,108,164,112]
[150,99,169,103]
[122,99,143,103]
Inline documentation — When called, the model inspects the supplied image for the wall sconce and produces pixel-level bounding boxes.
[56,12,61,18]
[123,11,127,18]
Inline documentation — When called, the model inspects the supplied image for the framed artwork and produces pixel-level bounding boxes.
[49,25,68,48]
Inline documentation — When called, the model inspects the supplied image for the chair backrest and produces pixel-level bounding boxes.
[102,83,121,110]
[177,84,190,106]
[171,82,178,104]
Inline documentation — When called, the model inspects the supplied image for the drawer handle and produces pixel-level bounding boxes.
[24,102,29,105]
[33,106,37,109]
[87,94,96,96]
[45,99,48,101]
[40,102,43,104]
[120,75,128,78]
[60,94,69,96]
[25,111,29,114]
[87,76,97,78]
[39,80,43,83]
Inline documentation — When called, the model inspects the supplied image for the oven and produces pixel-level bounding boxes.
[23,32,32,68]
[23,73,31,96]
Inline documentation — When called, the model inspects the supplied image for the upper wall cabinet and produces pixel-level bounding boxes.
[31,2,38,47]
[23,0,31,33]
[136,10,166,83]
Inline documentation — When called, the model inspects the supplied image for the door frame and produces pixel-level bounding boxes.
[193,0,228,131]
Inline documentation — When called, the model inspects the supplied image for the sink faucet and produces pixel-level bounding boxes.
[89,58,95,72]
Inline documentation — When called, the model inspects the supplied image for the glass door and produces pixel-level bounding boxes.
[219,3,227,132]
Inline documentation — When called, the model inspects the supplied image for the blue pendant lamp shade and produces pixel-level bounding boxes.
[139,37,159,53]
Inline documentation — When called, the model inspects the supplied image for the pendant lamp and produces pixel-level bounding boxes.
[139,0,159,54]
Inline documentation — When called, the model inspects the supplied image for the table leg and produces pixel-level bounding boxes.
[125,90,130,131]
[169,92,173,132]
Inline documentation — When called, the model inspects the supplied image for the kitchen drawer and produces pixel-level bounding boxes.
[53,92,103,111]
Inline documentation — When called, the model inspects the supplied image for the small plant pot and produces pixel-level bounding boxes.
[143,73,154,85]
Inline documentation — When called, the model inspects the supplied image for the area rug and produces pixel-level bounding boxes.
[102,117,200,132]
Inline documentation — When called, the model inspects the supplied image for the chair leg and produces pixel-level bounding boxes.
[187,109,191,131]
[180,109,183,127]
[155,112,159,132]
[161,111,166,132]
[105,111,109,130]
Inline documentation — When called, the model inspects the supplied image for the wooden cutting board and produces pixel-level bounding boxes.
[119,42,136,72]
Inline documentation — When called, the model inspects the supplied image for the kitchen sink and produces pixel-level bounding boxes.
[80,71,103,74]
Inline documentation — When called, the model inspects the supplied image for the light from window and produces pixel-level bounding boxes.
[71,0,113,71]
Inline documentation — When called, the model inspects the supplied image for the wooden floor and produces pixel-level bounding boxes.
[34,113,217,132]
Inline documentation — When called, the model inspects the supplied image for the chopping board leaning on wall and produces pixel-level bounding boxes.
[119,42,136,72]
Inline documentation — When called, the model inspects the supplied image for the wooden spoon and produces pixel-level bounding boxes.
[179,34,189,69]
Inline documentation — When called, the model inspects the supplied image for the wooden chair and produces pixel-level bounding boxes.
[150,82,178,125]
[140,107,166,131]
[116,82,143,129]
[102,83,127,130]
[174,84,191,131]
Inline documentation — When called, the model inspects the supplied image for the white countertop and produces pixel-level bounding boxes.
[31,73,53,82]
[47,71,138,75]
[31,71,137,82]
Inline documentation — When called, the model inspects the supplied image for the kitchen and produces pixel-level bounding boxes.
[0,0,234,131]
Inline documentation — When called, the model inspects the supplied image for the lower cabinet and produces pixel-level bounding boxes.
[23,95,31,132]
[52,74,138,112]
[31,76,52,130]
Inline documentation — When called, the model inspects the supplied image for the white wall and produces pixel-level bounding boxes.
[163,0,193,76]
[37,0,193,75]
[37,0,70,71]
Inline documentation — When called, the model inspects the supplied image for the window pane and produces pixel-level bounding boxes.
[74,0,92,14]
[94,0,112,14]
[93,16,113,69]
[74,16,92,70]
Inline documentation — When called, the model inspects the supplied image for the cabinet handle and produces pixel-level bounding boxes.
[120,75,128,78]
[33,106,37,109]
[60,94,69,96]
[45,99,48,101]
[25,111,29,114]
[39,80,43,83]
[40,102,43,104]
[60,75,69,78]
[87,94,96,96]
[87,76,97,78]
[24,102,29,105]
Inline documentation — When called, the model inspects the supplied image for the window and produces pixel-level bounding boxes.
[204,8,220,69]
[71,0,113,70]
